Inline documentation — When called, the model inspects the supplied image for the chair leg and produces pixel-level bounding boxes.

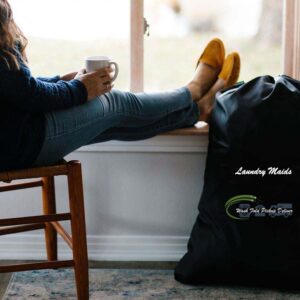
[42,176,57,261]
[67,161,89,300]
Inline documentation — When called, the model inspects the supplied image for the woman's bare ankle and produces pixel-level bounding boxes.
[196,78,226,122]
[197,100,212,122]
[187,62,220,103]
[186,82,202,101]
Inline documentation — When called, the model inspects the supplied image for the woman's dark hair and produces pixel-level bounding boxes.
[0,0,28,70]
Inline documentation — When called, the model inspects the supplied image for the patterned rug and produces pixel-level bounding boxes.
[3,268,300,300]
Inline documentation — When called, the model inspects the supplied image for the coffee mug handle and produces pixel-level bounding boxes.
[109,61,119,81]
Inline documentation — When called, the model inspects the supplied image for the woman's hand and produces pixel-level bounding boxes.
[75,68,114,101]
[60,71,78,81]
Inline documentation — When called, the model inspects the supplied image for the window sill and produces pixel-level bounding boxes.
[160,122,209,136]
[74,122,209,154]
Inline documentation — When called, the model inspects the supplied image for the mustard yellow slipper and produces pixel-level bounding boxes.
[196,38,225,70]
[218,52,241,88]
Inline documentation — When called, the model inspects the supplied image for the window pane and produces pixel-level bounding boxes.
[144,0,283,91]
[10,0,130,90]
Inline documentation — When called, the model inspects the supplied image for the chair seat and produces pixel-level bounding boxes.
[0,159,68,183]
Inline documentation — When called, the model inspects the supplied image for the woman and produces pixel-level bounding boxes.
[0,0,240,171]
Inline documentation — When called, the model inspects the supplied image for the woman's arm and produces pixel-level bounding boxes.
[37,72,79,83]
[0,59,88,113]
[36,75,61,83]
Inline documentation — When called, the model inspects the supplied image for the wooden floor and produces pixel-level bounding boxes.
[0,260,176,298]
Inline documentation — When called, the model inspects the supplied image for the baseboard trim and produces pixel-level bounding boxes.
[0,234,189,262]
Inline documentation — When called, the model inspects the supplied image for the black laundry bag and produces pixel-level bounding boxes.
[174,75,300,289]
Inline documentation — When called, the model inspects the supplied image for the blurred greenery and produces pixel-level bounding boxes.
[27,33,282,92]
[27,37,131,90]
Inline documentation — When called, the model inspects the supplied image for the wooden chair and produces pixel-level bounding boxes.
[0,160,89,300]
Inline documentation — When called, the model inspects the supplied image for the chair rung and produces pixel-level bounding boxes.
[0,180,43,192]
[0,260,74,273]
[0,213,71,227]
[0,223,45,235]
[51,221,73,249]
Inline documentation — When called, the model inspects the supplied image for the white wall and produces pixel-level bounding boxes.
[0,135,208,261]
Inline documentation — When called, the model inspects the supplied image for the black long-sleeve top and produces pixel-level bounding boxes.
[0,48,87,171]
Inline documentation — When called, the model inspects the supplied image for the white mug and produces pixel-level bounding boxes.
[85,56,119,81]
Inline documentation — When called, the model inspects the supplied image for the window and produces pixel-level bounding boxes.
[143,0,283,91]
[11,0,295,93]
[10,0,131,91]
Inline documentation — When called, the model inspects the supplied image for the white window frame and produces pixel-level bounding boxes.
[283,0,300,79]
[130,0,144,92]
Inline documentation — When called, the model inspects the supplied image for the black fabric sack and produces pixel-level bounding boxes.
[174,75,300,289]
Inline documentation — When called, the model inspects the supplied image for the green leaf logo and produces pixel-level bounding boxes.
[225,194,257,220]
